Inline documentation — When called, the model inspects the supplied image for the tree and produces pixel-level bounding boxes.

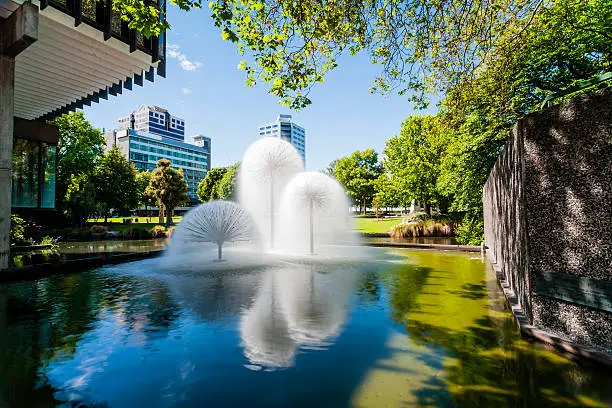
[94,146,140,222]
[216,163,240,201]
[136,171,155,214]
[197,167,228,202]
[373,173,400,212]
[49,111,105,225]
[146,159,189,226]
[331,149,382,213]
[383,116,449,216]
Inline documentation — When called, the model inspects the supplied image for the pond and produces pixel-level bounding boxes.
[1,248,610,407]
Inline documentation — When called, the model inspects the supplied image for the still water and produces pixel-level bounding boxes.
[1,249,610,407]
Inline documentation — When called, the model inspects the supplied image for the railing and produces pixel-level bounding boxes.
[540,72,612,110]
[40,0,165,74]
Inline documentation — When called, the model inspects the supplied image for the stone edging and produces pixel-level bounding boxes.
[0,250,165,283]
[486,249,612,367]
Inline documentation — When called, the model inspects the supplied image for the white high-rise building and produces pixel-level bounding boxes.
[258,114,306,163]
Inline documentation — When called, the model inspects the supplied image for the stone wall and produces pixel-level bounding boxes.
[484,87,612,352]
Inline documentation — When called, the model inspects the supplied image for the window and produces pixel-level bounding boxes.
[11,139,56,209]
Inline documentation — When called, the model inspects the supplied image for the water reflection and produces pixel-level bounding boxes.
[241,264,355,368]
[0,250,611,407]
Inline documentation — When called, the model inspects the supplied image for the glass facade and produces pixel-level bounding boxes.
[11,139,56,208]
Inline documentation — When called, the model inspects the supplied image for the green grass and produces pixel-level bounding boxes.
[88,216,183,224]
[353,217,403,234]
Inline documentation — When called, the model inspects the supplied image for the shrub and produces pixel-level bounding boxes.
[389,218,457,238]
[9,215,26,246]
[119,228,152,239]
[67,228,93,241]
[456,215,484,246]
[40,236,59,247]
[90,225,108,234]
[150,225,167,238]
[122,218,133,224]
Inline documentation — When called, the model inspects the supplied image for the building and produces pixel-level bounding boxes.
[258,114,306,163]
[118,105,185,141]
[105,107,211,203]
[2,0,166,270]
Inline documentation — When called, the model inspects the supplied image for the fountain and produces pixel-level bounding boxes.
[238,138,303,249]
[167,138,361,265]
[278,172,356,255]
[169,200,259,261]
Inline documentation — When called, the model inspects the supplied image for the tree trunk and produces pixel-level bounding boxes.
[166,207,172,226]
[425,202,431,217]
[104,213,108,225]
[362,198,366,214]
[158,205,164,225]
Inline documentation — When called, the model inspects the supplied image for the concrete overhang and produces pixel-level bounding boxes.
[1,0,165,120]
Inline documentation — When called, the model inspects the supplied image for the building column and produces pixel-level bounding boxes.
[0,2,38,270]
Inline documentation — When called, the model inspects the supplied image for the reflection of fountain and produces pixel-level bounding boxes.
[170,201,258,260]
[239,138,303,249]
[239,265,355,368]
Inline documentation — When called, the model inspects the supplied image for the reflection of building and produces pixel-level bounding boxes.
[105,107,211,203]
[2,0,166,269]
[258,114,306,163]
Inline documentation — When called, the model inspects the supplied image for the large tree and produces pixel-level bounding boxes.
[146,159,189,226]
[331,149,382,213]
[383,115,448,216]
[94,146,140,222]
[49,111,105,224]
[197,167,228,202]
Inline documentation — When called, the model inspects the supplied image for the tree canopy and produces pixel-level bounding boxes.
[216,162,240,200]
[147,159,189,225]
[94,146,140,219]
[330,149,382,212]
[197,167,228,202]
[49,111,105,224]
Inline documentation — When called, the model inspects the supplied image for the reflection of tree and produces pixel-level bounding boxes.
[382,253,612,407]
[0,271,181,407]
[355,270,382,304]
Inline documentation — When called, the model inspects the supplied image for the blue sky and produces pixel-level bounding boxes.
[84,5,438,171]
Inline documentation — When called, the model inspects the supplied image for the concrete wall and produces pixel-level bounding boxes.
[484,87,612,352]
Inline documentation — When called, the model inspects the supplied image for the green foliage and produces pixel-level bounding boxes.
[49,112,105,225]
[197,167,228,202]
[146,159,189,225]
[331,149,382,212]
[9,215,26,246]
[136,171,155,209]
[119,227,153,239]
[456,215,485,246]
[216,163,240,200]
[94,146,140,217]
[383,115,449,214]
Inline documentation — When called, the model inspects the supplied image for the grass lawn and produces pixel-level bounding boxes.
[87,217,182,232]
[353,217,403,234]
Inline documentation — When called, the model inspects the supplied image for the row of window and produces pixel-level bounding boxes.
[129,145,208,169]
[131,136,205,156]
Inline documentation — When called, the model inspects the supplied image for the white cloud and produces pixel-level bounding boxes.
[182,87,192,94]
[167,44,202,71]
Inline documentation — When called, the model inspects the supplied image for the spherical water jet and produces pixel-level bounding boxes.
[239,138,303,249]
[170,200,259,261]
[278,172,355,255]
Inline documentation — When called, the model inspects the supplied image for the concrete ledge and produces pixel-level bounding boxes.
[364,242,482,252]
[487,249,612,367]
[0,249,164,283]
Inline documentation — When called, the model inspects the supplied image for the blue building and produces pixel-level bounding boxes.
[106,107,211,204]
[258,114,306,164]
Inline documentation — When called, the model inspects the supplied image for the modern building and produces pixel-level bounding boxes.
[105,107,211,203]
[258,114,306,163]
[118,105,185,141]
[2,0,166,270]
